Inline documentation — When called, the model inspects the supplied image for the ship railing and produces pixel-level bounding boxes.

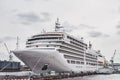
[32,35,63,39]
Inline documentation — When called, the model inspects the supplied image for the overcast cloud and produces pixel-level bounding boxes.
[16,12,51,25]
[0,36,16,42]
[79,24,96,30]
[88,31,102,37]
[88,31,110,38]
[116,24,120,29]
[117,31,120,35]
[0,0,120,63]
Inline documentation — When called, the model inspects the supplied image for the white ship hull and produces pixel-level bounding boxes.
[13,48,97,73]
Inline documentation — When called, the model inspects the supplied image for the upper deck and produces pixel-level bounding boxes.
[26,31,87,49]
[26,18,87,49]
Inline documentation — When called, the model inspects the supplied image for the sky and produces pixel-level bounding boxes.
[0,0,120,63]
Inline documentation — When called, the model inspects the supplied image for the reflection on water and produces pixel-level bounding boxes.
[61,74,120,80]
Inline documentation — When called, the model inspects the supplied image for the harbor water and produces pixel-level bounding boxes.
[61,74,120,80]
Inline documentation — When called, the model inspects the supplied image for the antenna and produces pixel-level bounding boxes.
[41,29,46,33]
[88,41,92,49]
[16,36,19,50]
[57,18,59,23]
[4,43,13,61]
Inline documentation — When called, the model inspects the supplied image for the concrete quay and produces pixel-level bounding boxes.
[0,72,96,80]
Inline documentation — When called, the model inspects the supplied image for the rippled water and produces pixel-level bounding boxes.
[61,74,120,80]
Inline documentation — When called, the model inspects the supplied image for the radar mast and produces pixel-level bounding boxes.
[55,18,63,32]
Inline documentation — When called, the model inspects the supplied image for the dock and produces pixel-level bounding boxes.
[0,71,96,80]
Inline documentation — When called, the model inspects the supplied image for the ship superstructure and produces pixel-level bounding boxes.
[13,19,105,73]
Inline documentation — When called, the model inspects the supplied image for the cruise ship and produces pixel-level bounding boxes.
[13,19,105,73]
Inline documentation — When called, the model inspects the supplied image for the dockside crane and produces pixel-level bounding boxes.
[3,37,19,61]
[4,43,13,61]
[110,50,116,68]
[0,43,13,71]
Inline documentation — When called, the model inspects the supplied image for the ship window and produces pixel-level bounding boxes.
[36,45,38,47]
[76,61,80,64]
[71,60,75,64]
[89,63,91,65]
[26,42,32,44]
[81,62,84,64]
[67,60,70,63]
